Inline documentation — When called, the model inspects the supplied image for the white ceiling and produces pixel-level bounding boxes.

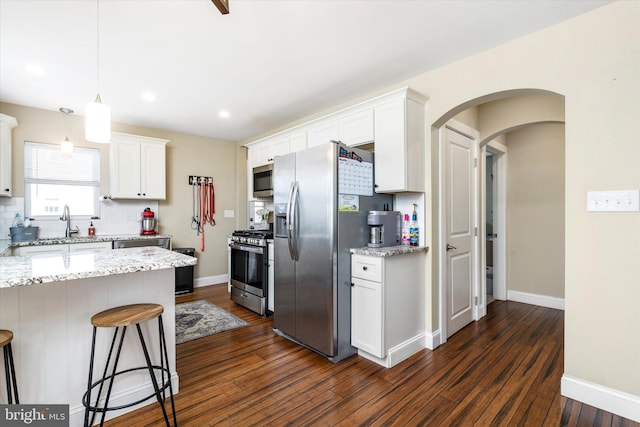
[0,0,611,142]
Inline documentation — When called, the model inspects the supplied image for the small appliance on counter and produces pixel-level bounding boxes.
[140,207,158,235]
[367,210,401,248]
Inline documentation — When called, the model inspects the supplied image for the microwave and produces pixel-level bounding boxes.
[253,164,274,198]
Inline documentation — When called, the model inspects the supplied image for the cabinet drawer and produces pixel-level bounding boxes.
[352,255,382,282]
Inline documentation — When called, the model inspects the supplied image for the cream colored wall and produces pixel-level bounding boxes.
[243,1,640,399]
[0,102,240,281]
[452,107,478,129]
[399,1,639,397]
[506,124,565,298]
[478,94,565,144]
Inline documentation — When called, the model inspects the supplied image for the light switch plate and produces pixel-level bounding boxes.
[587,190,640,212]
[224,210,235,218]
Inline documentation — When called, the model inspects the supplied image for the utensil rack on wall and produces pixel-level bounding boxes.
[189,175,213,185]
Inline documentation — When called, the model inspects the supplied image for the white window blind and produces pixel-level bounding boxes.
[25,142,100,182]
[24,142,101,218]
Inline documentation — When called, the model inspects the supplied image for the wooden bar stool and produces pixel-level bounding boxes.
[0,329,19,404]
[82,304,177,427]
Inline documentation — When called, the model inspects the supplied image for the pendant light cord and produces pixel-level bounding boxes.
[96,0,101,97]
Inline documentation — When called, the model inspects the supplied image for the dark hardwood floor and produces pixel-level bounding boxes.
[105,284,639,426]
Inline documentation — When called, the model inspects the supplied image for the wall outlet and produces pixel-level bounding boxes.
[587,190,640,212]
[224,210,235,218]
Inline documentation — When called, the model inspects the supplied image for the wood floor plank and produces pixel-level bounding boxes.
[100,284,638,427]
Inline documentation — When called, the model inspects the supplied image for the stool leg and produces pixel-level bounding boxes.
[6,343,19,404]
[84,326,98,427]
[98,326,127,427]
[159,316,177,426]
[3,344,19,404]
[136,323,171,427]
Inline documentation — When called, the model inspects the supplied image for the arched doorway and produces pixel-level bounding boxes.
[433,89,565,342]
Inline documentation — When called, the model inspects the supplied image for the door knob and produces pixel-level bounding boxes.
[446,244,457,251]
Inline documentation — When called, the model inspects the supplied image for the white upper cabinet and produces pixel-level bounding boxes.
[0,114,18,197]
[110,132,169,199]
[307,119,339,148]
[373,90,426,193]
[288,131,307,153]
[244,86,426,196]
[339,108,374,147]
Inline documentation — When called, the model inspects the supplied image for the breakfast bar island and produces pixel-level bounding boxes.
[0,246,196,426]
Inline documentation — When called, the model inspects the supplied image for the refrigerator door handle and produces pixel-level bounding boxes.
[290,181,300,260]
[286,181,296,260]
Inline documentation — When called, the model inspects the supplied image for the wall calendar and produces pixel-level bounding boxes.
[338,157,373,196]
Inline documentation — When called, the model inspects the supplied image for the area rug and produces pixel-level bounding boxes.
[175,300,247,344]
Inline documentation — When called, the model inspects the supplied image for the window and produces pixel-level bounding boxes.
[24,141,100,219]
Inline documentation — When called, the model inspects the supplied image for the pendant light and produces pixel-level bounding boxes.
[85,0,111,144]
[60,107,74,157]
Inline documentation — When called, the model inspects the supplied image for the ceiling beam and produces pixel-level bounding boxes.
[211,0,229,15]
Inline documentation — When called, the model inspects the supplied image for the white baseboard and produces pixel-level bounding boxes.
[358,333,427,368]
[507,290,565,310]
[69,373,179,427]
[194,274,228,288]
[425,329,441,350]
[561,375,640,423]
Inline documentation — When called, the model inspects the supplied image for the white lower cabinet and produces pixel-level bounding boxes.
[351,251,426,367]
[13,241,112,256]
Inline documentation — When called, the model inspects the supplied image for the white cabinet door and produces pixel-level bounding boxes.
[339,108,374,147]
[374,99,406,193]
[373,95,425,193]
[140,142,166,199]
[68,242,112,253]
[110,133,168,200]
[0,114,17,197]
[351,277,383,358]
[13,244,67,257]
[289,131,307,152]
[110,137,142,198]
[307,120,339,148]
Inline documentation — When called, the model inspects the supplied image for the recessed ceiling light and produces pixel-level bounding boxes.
[219,111,230,118]
[142,92,156,102]
[25,62,45,76]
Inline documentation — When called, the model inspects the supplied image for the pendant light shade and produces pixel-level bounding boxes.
[85,0,111,144]
[59,107,74,157]
[60,137,73,157]
[85,94,111,144]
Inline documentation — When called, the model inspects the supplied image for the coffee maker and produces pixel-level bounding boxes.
[367,211,401,248]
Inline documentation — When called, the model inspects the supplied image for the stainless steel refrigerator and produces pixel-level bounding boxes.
[273,141,392,363]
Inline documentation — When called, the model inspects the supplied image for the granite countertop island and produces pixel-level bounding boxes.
[0,246,196,288]
[0,244,192,426]
[350,245,429,257]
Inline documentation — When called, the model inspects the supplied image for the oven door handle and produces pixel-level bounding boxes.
[230,243,264,254]
[289,181,300,261]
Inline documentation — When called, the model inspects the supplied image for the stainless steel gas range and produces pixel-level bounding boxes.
[229,229,272,316]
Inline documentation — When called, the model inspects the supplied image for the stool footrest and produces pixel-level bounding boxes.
[82,365,172,412]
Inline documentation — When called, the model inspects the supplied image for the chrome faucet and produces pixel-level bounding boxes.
[60,205,79,238]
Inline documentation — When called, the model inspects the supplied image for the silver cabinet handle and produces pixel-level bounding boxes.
[446,244,457,251]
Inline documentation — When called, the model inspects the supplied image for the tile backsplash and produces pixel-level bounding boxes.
[1,197,159,239]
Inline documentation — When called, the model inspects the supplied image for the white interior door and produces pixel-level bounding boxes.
[445,125,477,338]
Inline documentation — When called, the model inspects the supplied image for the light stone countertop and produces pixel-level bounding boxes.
[350,245,429,257]
[0,246,196,288]
[0,234,172,257]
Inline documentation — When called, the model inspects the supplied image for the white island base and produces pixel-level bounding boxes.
[0,268,178,427]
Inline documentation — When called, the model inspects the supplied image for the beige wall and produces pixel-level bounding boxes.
[401,1,640,397]
[478,93,565,144]
[0,102,241,281]
[246,1,640,400]
[506,124,565,299]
